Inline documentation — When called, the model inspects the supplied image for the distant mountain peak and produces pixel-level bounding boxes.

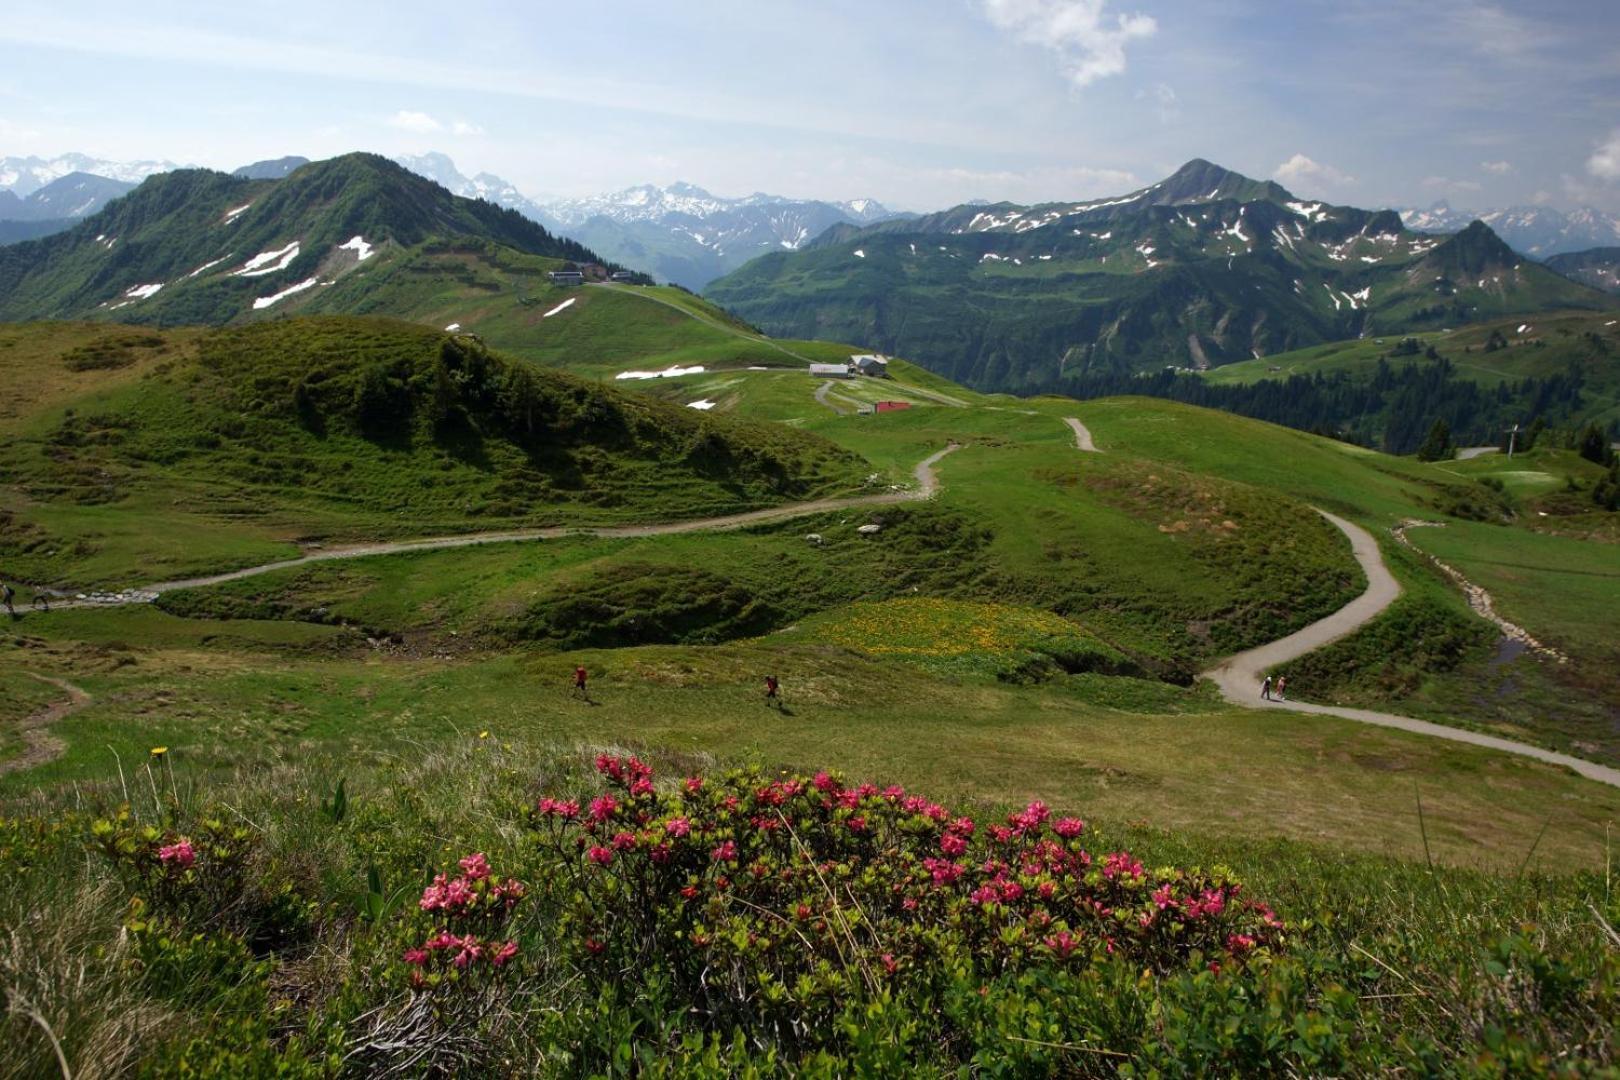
[667,181,716,199]
[232,156,310,180]
[0,153,183,199]
[1155,159,1291,205]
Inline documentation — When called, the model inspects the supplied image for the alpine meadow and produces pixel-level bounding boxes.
[2,3,1620,1075]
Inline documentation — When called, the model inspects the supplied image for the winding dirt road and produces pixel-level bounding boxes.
[1,675,90,776]
[1202,511,1620,789]
[57,444,960,605]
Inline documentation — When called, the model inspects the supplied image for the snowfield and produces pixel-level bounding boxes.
[224,203,253,222]
[123,283,164,300]
[187,256,230,279]
[541,297,576,318]
[234,242,301,277]
[615,365,706,381]
[337,235,375,261]
[252,276,319,310]
[686,399,717,410]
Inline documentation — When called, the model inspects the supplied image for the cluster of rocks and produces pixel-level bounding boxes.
[66,589,159,606]
[1391,521,1568,664]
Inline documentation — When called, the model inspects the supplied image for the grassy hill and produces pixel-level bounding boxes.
[0,318,865,585]
[1200,310,1620,437]
[0,153,609,325]
[3,256,1619,1070]
[705,161,1615,390]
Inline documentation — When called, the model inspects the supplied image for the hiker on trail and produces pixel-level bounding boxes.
[572,666,589,700]
[1260,675,1272,701]
[31,591,49,613]
[1,582,14,619]
[764,674,780,708]
[1274,675,1287,701]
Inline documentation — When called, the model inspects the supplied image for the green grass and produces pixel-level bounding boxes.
[0,317,866,586]
[1203,311,1620,429]
[3,610,1617,870]
[3,732,1618,1074]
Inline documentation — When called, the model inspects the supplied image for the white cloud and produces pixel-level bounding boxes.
[388,111,483,137]
[1588,128,1620,181]
[1480,160,1512,175]
[388,109,442,133]
[1273,153,1355,191]
[980,0,1157,88]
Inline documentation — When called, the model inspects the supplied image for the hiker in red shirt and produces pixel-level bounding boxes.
[764,674,780,709]
[572,666,589,700]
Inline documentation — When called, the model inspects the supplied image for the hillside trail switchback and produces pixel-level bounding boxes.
[1202,510,1620,789]
[52,444,960,606]
[1063,413,1620,788]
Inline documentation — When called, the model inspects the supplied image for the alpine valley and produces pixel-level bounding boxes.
[704,159,1616,389]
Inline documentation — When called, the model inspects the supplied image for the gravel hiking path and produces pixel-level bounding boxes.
[1203,511,1620,789]
[1064,417,1099,452]
[52,444,960,607]
[814,380,851,414]
[1,675,90,776]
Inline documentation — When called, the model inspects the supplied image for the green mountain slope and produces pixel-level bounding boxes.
[706,160,1615,390]
[1546,246,1620,293]
[0,317,865,585]
[0,153,610,325]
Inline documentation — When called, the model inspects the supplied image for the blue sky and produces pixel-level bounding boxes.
[2,0,1618,211]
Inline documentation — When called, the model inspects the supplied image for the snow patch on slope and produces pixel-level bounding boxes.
[337,235,374,261]
[252,276,319,309]
[234,242,300,277]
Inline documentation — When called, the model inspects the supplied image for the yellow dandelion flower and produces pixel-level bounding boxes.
[150,746,168,757]
[479,730,490,739]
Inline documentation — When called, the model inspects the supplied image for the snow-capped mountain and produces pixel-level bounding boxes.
[0,172,138,235]
[0,154,180,199]
[392,152,548,220]
[1400,200,1620,257]
[530,181,912,289]
[537,181,900,231]
[390,152,911,288]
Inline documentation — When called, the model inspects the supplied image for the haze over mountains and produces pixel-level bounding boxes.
[388,151,908,289]
[1400,201,1620,258]
[706,158,1615,389]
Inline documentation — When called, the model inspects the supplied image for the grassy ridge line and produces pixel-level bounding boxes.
[55,444,957,604]
[0,318,872,587]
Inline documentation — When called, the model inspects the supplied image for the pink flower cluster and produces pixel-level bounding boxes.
[403,852,526,988]
[403,933,520,971]
[157,839,196,871]
[533,761,1285,987]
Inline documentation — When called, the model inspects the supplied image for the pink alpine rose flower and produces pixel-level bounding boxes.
[157,839,196,870]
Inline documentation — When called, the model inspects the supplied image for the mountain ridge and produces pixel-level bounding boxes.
[0,153,614,325]
[705,159,1615,389]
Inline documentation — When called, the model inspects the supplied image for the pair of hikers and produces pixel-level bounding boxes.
[1,582,49,617]
[568,666,783,708]
[1260,674,1288,701]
